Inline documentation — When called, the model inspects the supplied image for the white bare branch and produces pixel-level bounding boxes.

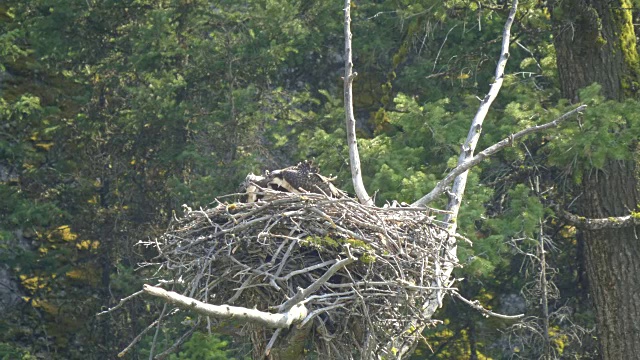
[344,0,373,206]
[143,284,308,329]
[441,0,519,226]
[452,291,524,320]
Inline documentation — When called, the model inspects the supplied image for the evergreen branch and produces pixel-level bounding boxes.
[412,104,587,207]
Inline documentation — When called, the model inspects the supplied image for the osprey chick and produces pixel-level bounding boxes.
[239,170,271,203]
[240,161,345,202]
[269,160,342,197]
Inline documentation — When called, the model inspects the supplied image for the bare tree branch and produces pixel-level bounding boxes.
[96,289,144,317]
[143,284,308,329]
[412,104,587,207]
[423,0,520,217]
[538,219,552,358]
[560,208,640,229]
[452,291,524,320]
[155,321,200,360]
[118,318,162,358]
[344,0,373,206]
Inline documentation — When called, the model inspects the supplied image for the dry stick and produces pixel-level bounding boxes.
[155,322,200,360]
[118,318,162,358]
[412,104,587,207]
[452,291,524,320]
[280,259,338,281]
[343,0,373,206]
[143,284,308,329]
[97,280,180,317]
[96,289,144,317]
[175,215,271,251]
[149,303,169,359]
[279,250,357,312]
[323,280,452,290]
[264,328,283,357]
[300,303,345,327]
[274,240,298,279]
[539,220,551,358]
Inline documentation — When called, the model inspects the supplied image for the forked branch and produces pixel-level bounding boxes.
[395,1,520,357]
[412,104,587,207]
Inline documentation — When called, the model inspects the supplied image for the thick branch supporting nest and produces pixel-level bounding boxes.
[139,192,455,358]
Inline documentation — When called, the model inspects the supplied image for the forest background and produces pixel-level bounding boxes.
[2,0,640,359]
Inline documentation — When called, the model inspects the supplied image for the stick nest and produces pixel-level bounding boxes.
[142,191,455,358]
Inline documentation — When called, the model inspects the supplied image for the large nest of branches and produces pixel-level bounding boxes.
[141,189,455,358]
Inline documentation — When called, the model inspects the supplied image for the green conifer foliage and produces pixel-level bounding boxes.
[0,0,614,358]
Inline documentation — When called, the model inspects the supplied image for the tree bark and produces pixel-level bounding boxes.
[552,1,640,358]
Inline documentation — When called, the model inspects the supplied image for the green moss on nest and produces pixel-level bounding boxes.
[300,235,341,249]
[359,253,376,264]
[300,236,376,263]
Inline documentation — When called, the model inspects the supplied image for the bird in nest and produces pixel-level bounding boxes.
[239,160,346,203]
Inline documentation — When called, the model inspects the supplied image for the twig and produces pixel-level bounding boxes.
[264,328,282,357]
[300,304,345,327]
[279,249,357,312]
[155,320,200,360]
[118,316,164,358]
[149,304,168,359]
[539,220,551,357]
[432,25,458,72]
[96,289,144,317]
[280,260,337,281]
[452,291,524,320]
[280,246,358,311]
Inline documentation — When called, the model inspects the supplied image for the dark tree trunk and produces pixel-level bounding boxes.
[468,317,478,360]
[580,162,640,359]
[553,0,640,101]
[552,1,640,359]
